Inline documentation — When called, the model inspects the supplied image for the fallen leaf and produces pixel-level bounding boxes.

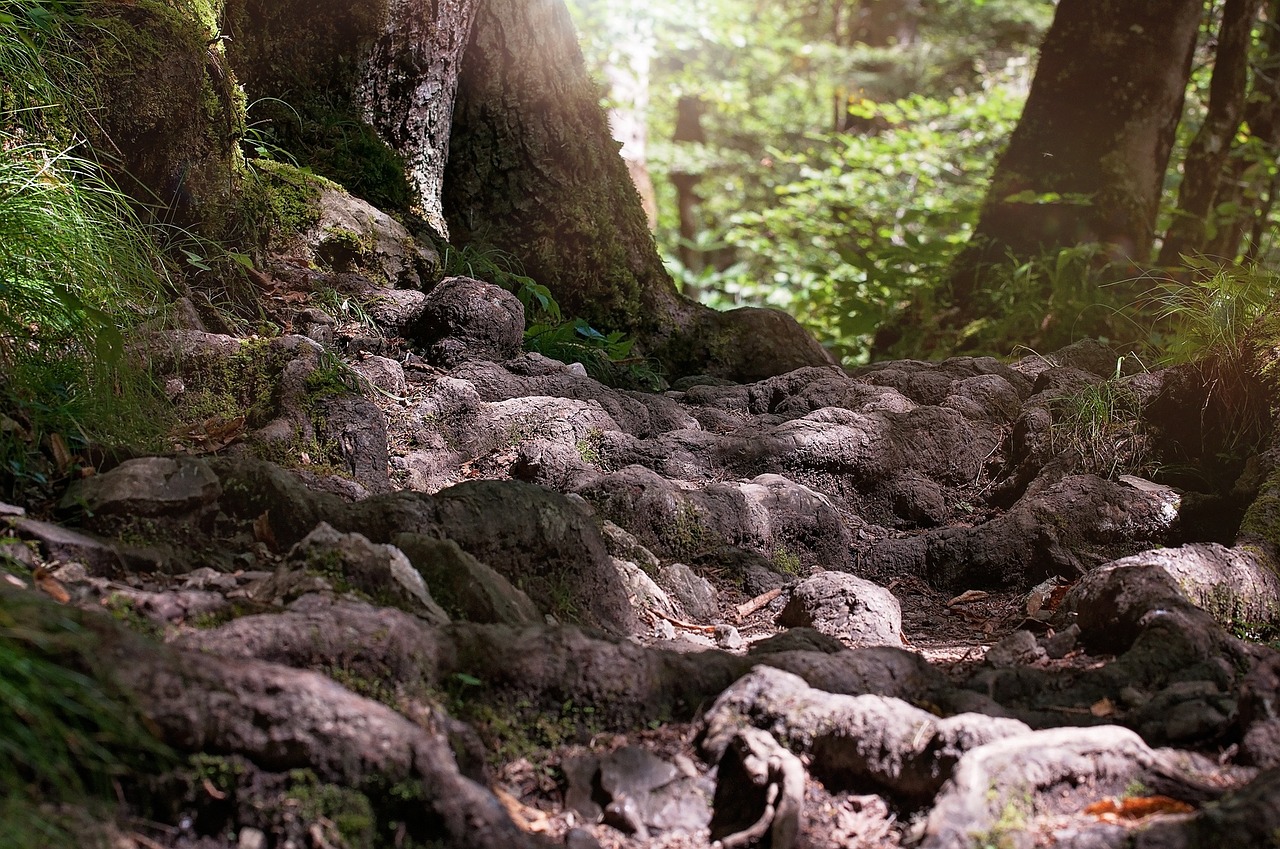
[4,574,26,588]
[253,510,277,551]
[493,786,550,833]
[1089,697,1116,717]
[1026,576,1061,616]
[47,432,74,474]
[33,566,70,603]
[1085,795,1194,820]
[947,590,989,607]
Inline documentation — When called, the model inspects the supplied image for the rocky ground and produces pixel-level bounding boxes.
[5,185,1280,849]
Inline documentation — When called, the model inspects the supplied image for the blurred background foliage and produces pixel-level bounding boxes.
[567,0,1280,364]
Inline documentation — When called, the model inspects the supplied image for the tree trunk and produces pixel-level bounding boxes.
[225,0,475,229]
[444,0,683,340]
[672,96,707,299]
[444,0,837,380]
[1206,0,1280,261]
[1159,0,1263,267]
[949,0,1203,309]
[356,0,479,238]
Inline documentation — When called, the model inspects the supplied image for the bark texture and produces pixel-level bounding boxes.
[356,0,479,236]
[444,0,836,380]
[1159,0,1263,266]
[444,0,684,339]
[950,0,1203,306]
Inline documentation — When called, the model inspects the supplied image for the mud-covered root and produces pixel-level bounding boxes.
[709,727,805,849]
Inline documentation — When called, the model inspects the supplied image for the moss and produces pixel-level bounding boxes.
[240,159,335,244]
[80,0,243,228]
[665,503,715,560]
[1237,465,1280,572]
[222,0,411,210]
[771,547,802,576]
[286,770,376,849]
[322,662,398,708]
[103,594,162,639]
[175,337,290,429]
[445,690,602,767]
[575,428,605,465]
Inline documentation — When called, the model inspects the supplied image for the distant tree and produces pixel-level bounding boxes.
[948,0,1204,311]
[1159,0,1264,266]
[1205,0,1280,263]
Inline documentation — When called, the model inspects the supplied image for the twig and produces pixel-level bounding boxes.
[652,607,718,633]
[736,588,782,621]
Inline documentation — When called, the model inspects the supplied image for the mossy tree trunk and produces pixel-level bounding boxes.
[948,0,1203,310]
[443,0,686,341]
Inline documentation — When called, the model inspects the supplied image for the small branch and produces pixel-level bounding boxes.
[736,588,781,621]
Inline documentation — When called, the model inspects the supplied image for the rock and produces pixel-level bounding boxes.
[427,479,638,635]
[657,563,718,622]
[284,523,450,625]
[715,624,744,650]
[312,391,391,495]
[565,747,712,838]
[306,186,435,288]
[364,287,431,337]
[413,276,525,366]
[351,354,408,397]
[1042,624,1080,659]
[614,557,676,618]
[295,307,337,348]
[237,827,267,849]
[61,457,220,517]
[6,517,124,577]
[778,571,902,647]
[984,630,1045,668]
[600,521,661,573]
[393,533,540,625]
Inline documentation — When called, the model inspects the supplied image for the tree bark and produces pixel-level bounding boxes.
[444,0,684,340]
[1159,0,1263,267]
[445,0,837,379]
[1206,0,1280,261]
[949,0,1204,309]
[356,0,480,238]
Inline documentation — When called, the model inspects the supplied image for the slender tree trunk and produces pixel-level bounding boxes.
[1159,0,1263,267]
[672,96,706,299]
[1206,0,1280,261]
[949,0,1203,309]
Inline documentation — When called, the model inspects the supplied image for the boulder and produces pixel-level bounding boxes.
[777,572,903,647]
[281,522,449,625]
[413,276,524,366]
[60,457,220,517]
[392,533,540,626]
